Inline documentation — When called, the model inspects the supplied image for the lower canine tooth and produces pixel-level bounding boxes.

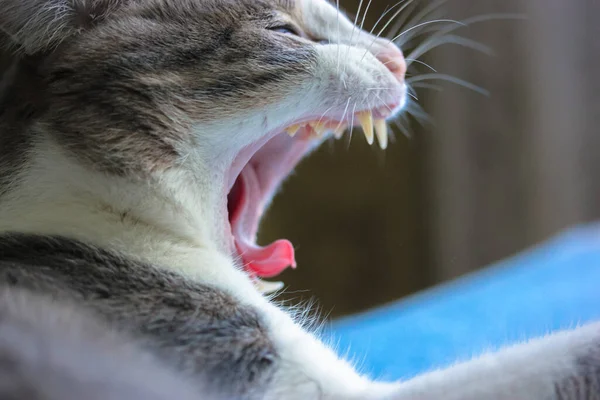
[374,119,388,150]
[286,124,301,137]
[255,279,284,294]
[357,111,374,145]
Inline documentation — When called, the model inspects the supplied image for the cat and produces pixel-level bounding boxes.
[0,0,598,399]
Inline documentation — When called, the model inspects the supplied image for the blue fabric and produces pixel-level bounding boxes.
[327,224,600,381]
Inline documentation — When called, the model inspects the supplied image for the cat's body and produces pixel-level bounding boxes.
[0,283,215,400]
[0,0,598,399]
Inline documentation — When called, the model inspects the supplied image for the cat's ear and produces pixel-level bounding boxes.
[0,0,123,55]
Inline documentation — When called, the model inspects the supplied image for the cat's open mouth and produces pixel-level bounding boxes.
[226,105,398,291]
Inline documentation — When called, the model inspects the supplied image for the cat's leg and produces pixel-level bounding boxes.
[390,322,600,400]
[259,296,598,400]
[254,303,600,400]
[181,253,600,400]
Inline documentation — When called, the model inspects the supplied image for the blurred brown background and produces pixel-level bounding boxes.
[261,0,600,317]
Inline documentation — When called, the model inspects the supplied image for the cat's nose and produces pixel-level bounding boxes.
[375,44,407,83]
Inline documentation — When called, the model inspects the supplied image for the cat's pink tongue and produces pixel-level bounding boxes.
[231,167,296,278]
[235,239,296,278]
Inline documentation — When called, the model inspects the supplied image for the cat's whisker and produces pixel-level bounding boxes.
[405,58,437,72]
[316,106,335,125]
[373,93,393,113]
[354,0,374,72]
[368,0,408,37]
[405,86,419,101]
[347,102,358,150]
[336,0,341,75]
[377,0,418,39]
[359,0,374,33]
[340,73,348,90]
[407,73,490,96]
[410,82,444,92]
[391,19,466,44]
[408,35,494,64]
[392,119,412,139]
[405,14,524,61]
[360,0,415,63]
[312,105,336,138]
[334,97,353,138]
[388,0,448,44]
[345,0,365,74]
[352,0,365,34]
[405,101,435,127]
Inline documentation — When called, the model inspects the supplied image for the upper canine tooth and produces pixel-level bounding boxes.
[357,111,374,145]
[374,119,388,150]
[309,121,328,137]
[286,124,301,137]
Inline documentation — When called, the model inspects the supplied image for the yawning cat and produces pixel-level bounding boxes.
[0,0,598,399]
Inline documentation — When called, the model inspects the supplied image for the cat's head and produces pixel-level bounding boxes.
[0,0,406,286]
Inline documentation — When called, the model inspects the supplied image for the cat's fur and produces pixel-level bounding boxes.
[0,284,215,400]
[0,0,598,399]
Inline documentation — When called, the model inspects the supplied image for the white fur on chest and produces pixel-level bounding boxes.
[0,134,389,398]
[1,136,600,400]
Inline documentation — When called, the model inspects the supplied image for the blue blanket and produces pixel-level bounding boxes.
[328,224,600,381]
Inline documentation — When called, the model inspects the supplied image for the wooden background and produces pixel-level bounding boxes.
[262,0,600,317]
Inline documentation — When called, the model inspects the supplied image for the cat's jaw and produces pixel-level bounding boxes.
[178,50,407,286]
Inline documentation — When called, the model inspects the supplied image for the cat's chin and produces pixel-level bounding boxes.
[225,105,400,292]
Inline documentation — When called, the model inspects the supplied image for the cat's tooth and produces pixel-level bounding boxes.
[286,124,301,137]
[374,119,388,150]
[309,121,328,137]
[333,124,347,139]
[255,279,284,294]
[357,111,374,145]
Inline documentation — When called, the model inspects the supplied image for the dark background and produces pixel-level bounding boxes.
[262,0,600,317]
